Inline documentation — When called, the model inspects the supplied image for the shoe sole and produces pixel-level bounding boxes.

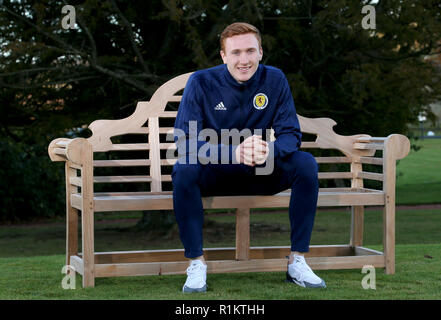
[182,284,207,293]
[286,272,326,288]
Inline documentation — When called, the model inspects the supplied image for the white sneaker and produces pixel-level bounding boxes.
[182,259,207,293]
[286,255,326,288]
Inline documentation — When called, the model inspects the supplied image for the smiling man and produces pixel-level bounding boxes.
[172,22,326,293]
[220,31,262,83]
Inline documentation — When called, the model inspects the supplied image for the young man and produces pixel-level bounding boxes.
[172,22,326,292]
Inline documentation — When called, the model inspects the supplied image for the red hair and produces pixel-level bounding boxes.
[220,22,261,52]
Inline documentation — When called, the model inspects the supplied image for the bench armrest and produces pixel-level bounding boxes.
[354,134,410,160]
[48,137,93,165]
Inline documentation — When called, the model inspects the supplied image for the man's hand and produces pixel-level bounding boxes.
[235,135,269,166]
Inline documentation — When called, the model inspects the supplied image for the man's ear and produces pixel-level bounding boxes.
[259,46,263,61]
[220,50,227,63]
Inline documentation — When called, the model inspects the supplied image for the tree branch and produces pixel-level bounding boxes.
[91,64,152,94]
[0,67,61,77]
[61,0,98,63]
[361,45,433,62]
[108,0,151,74]
[0,75,102,89]
[0,4,87,58]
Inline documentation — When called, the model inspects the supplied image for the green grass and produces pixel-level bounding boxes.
[0,243,439,300]
[1,209,440,299]
[396,138,441,205]
[0,138,439,299]
[2,209,440,258]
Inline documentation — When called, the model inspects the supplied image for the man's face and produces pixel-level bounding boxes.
[220,33,263,83]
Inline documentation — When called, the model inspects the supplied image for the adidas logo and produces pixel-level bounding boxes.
[214,101,227,111]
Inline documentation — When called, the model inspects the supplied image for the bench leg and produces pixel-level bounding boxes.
[82,208,95,287]
[65,164,78,268]
[80,141,95,287]
[350,205,364,247]
[383,200,395,274]
[236,208,250,260]
[66,207,78,278]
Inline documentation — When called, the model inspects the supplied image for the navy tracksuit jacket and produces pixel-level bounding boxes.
[172,64,319,258]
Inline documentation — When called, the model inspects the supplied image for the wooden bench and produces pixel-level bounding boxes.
[48,72,410,288]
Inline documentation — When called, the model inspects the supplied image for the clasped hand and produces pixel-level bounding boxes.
[235,135,269,166]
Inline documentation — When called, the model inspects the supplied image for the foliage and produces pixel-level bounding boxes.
[1,0,441,221]
[0,138,64,222]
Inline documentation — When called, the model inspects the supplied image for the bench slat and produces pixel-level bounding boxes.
[109,143,150,151]
[69,177,82,187]
[161,158,177,165]
[90,187,379,197]
[93,159,151,167]
[55,140,69,147]
[159,143,175,150]
[159,111,178,118]
[356,137,387,143]
[90,254,385,277]
[70,189,385,212]
[356,172,384,181]
[93,175,172,183]
[159,141,333,150]
[54,147,67,157]
[92,157,377,167]
[91,245,368,264]
[90,172,381,184]
[318,172,354,179]
[161,158,356,166]
[94,191,173,196]
[159,127,174,134]
[353,142,384,150]
[315,157,351,163]
[359,157,383,165]
[94,176,152,183]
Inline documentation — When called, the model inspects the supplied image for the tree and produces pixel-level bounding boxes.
[1,0,441,223]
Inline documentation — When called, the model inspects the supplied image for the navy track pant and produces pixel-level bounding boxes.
[171,151,319,258]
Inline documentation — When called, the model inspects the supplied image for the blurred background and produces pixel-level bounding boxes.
[1,0,440,223]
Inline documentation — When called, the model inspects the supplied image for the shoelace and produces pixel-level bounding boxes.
[293,256,314,278]
[187,262,204,275]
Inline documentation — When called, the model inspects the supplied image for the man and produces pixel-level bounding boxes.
[172,22,326,292]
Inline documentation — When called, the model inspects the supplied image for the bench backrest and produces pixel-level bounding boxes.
[76,72,395,194]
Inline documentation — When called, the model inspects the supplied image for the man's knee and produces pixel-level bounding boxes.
[283,151,318,179]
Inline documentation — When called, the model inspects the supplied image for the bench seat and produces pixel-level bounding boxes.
[70,188,385,212]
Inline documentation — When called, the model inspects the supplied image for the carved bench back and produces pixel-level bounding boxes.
[85,72,380,194]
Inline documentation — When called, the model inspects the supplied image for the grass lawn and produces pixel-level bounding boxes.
[0,243,439,300]
[396,138,441,205]
[1,209,440,258]
[0,138,439,300]
[0,209,440,299]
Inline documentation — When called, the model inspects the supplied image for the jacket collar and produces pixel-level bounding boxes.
[222,63,263,89]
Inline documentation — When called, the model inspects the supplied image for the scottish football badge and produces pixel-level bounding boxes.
[253,93,268,110]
